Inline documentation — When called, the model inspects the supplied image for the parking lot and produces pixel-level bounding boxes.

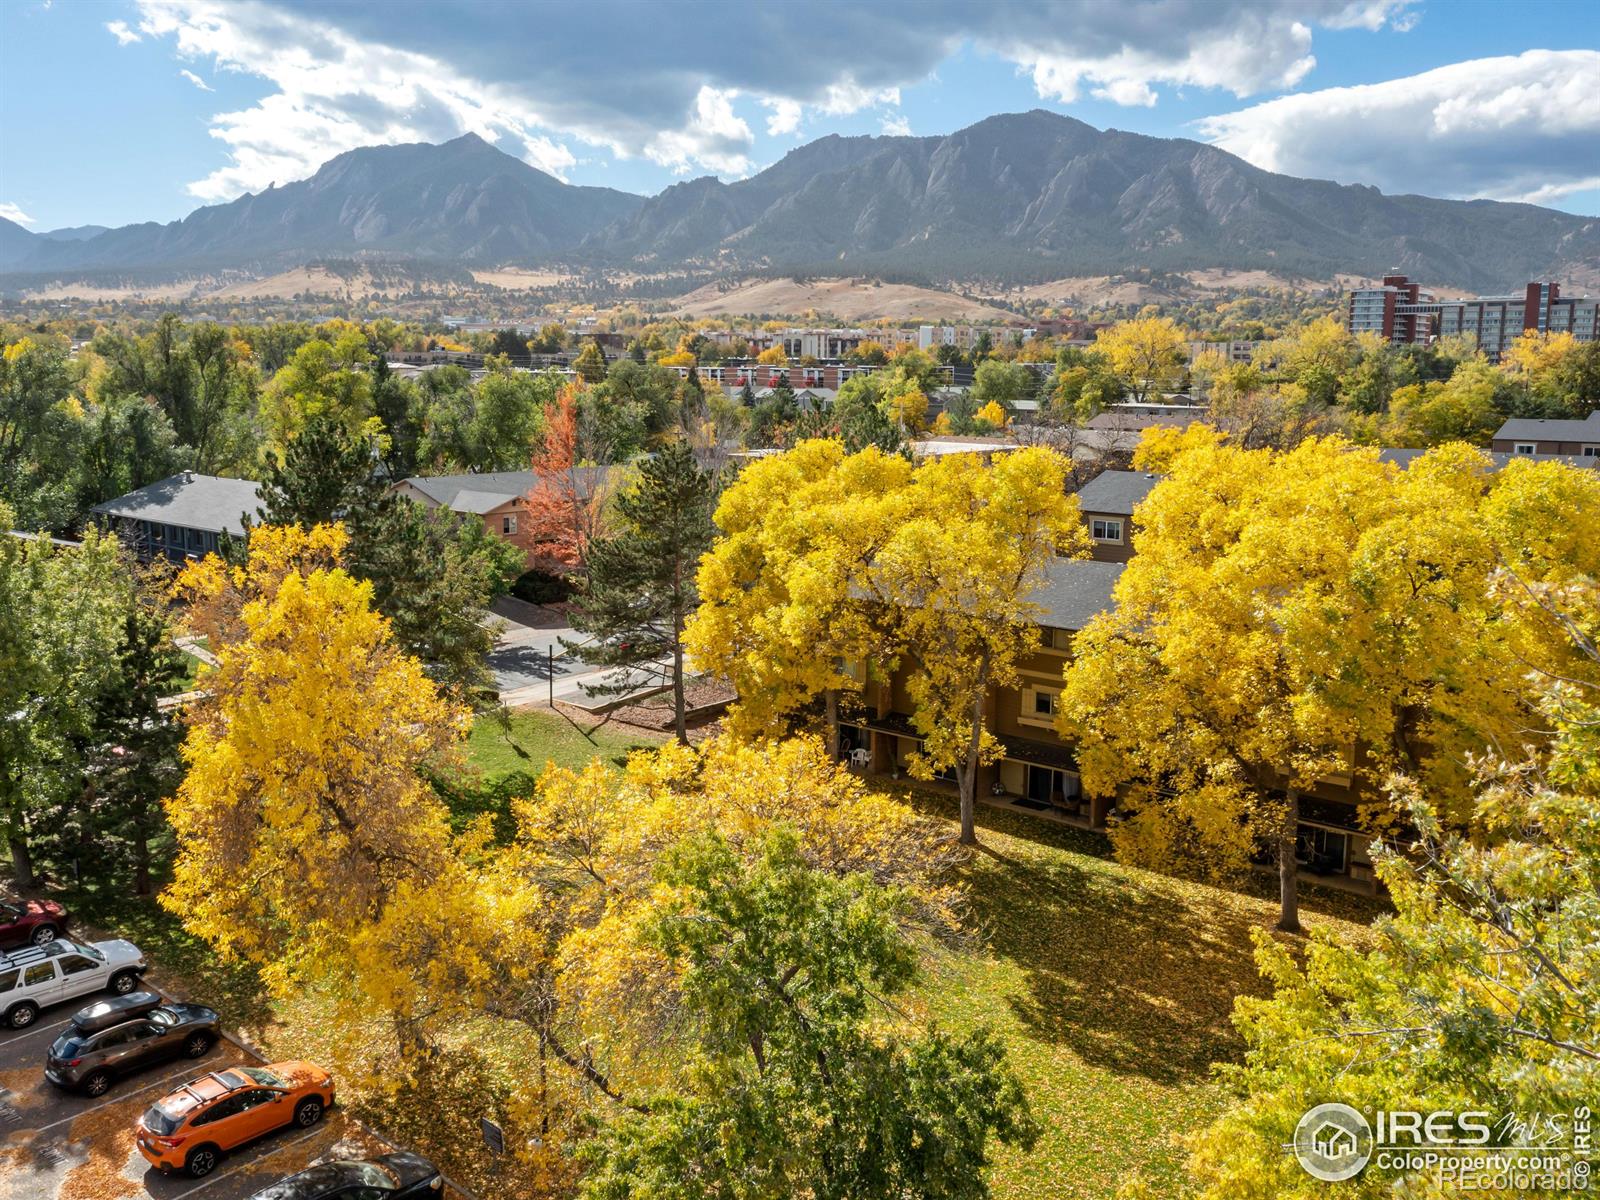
[0,973,465,1200]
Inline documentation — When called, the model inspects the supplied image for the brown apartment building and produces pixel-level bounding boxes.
[837,487,1378,893]
[1489,411,1600,458]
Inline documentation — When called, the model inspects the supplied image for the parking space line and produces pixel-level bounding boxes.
[0,1018,71,1049]
[159,1124,328,1199]
[11,1057,235,1139]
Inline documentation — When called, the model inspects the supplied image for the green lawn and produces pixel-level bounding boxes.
[893,790,1379,1198]
[465,708,666,782]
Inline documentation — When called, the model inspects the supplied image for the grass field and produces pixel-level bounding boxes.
[465,708,665,782]
[896,791,1378,1198]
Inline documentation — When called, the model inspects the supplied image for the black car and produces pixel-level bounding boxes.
[46,991,221,1096]
[246,1152,444,1199]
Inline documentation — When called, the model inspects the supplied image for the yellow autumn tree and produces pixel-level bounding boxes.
[757,344,789,365]
[687,441,1085,844]
[503,734,964,1099]
[165,524,468,985]
[1059,428,1600,932]
[1094,316,1189,403]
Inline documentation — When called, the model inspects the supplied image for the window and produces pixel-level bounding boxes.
[193,1096,243,1126]
[501,514,518,535]
[1040,627,1072,652]
[0,969,17,992]
[24,963,55,986]
[1020,685,1060,728]
[1583,445,1599,458]
[1296,825,1349,873]
[59,955,98,977]
[1514,443,1536,455]
[1090,518,1123,543]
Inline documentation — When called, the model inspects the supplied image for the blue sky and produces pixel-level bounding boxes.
[1,0,1597,232]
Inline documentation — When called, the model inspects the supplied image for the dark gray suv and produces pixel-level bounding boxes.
[46,991,221,1096]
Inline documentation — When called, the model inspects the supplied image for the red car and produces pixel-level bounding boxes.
[0,898,69,949]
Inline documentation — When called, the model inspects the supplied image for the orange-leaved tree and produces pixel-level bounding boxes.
[522,383,611,573]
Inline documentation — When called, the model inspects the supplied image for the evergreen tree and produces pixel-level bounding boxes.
[256,411,392,529]
[82,605,186,895]
[255,413,518,697]
[370,355,423,479]
[565,441,715,743]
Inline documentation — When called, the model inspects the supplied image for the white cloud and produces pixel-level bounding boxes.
[105,19,141,44]
[816,80,901,116]
[644,86,752,176]
[0,202,36,226]
[130,0,583,199]
[113,0,1452,206]
[1198,49,1600,204]
[880,113,913,137]
[763,98,802,138]
[179,68,213,91]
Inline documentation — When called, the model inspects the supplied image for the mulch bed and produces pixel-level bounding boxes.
[554,677,734,740]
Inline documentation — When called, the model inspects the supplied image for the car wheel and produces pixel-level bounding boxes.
[293,1097,324,1128]
[183,1033,213,1058]
[108,970,138,995]
[30,923,58,946]
[184,1145,220,1178]
[81,1070,112,1098]
[7,1002,38,1029]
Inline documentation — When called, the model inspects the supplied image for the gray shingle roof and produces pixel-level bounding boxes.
[1492,411,1600,441]
[1378,448,1598,470]
[1030,559,1123,631]
[90,473,262,536]
[1074,470,1160,515]
[402,470,539,508]
[403,467,615,512]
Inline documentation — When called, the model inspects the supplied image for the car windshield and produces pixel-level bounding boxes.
[79,943,105,962]
[143,1102,185,1136]
[151,1009,177,1027]
[238,1065,288,1089]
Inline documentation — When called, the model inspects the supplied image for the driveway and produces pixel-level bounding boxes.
[486,597,664,708]
[0,954,469,1200]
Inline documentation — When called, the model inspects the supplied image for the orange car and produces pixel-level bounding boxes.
[136,1061,335,1178]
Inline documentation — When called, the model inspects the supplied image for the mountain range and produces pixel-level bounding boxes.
[3,110,1597,292]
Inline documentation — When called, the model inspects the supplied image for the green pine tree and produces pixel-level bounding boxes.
[565,441,715,742]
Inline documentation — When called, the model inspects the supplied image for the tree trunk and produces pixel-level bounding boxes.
[9,833,33,890]
[132,805,152,897]
[1277,789,1301,934]
[671,568,688,746]
[959,694,985,846]
[671,638,688,745]
[824,689,840,760]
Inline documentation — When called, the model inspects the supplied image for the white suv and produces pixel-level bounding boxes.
[0,938,149,1029]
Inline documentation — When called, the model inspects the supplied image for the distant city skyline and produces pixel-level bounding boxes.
[1,0,1597,232]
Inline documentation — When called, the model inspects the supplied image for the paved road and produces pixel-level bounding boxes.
[485,598,666,708]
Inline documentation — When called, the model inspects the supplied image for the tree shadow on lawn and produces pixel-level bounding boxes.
[966,838,1259,1085]
[892,792,1381,1087]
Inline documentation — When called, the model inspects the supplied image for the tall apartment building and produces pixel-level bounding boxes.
[1346,274,1598,359]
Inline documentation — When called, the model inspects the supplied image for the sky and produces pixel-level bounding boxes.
[1,0,1597,233]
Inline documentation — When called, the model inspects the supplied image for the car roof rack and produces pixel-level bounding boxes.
[71,991,163,1034]
[0,939,73,969]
